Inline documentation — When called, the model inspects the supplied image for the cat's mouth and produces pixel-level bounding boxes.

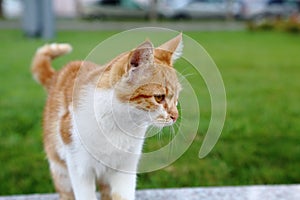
[153,117,174,127]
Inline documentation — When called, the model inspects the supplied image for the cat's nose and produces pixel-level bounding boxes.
[170,111,178,122]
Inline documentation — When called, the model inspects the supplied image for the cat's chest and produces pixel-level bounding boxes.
[70,110,145,173]
[70,87,147,158]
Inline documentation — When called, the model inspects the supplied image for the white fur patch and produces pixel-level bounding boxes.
[172,39,183,63]
[37,43,72,56]
[69,85,149,171]
[49,161,73,192]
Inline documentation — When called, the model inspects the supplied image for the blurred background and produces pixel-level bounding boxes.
[0,0,300,196]
[2,0,300,20]
[2,0,300,38]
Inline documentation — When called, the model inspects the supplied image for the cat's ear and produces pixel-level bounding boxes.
[129,40,154,68]
[126,40,154,83]
[155,33,183,65]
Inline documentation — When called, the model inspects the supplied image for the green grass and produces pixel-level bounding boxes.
[0,29,300,195]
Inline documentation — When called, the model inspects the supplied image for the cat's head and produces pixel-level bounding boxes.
[114,34,183,128]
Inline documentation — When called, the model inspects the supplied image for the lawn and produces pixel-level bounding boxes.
[0,28,300,195]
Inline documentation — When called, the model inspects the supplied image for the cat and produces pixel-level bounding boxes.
[31,34,183,200]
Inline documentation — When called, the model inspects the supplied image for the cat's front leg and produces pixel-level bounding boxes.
[109,172,137,200]
[66,157,98,200]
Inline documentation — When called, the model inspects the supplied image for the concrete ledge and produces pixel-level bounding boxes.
[1,185,299,200]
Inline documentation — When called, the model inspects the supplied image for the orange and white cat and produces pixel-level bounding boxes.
[31,34,183,200]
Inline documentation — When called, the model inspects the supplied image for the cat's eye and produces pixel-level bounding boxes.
[154,94,165,103]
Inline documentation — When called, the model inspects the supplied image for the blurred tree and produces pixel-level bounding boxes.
[297,0,300,12]
[149,0,157,21]
[0,0,3,18]
[74,0,83,17]
[226,0,234,21]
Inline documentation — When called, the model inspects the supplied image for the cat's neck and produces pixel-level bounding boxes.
[94,88,149,138]
[72,86,148,158]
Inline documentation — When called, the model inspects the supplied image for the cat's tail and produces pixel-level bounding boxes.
[31,43,72,90]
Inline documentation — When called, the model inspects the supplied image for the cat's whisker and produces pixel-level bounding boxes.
[174,123,190,142]
[177,67,194,77]
[147,125,162,138]
[167,125,177,159]
[147,125,155,132]
[157,128,163,144]
[178,72,195,85]
[179,73,195,81]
